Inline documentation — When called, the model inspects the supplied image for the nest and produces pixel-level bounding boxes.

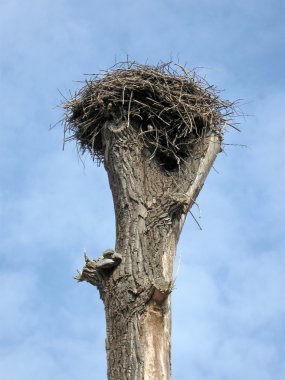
[62,62,238,169]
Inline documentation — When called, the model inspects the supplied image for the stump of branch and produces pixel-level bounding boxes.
[62,62,237,380]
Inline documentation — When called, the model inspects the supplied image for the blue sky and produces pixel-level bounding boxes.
[0,0,284,379]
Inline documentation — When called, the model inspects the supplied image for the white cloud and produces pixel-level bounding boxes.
[0,271,38,341]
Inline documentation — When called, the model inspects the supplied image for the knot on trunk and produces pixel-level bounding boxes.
[75,249,122,296]
[151,277,173,305]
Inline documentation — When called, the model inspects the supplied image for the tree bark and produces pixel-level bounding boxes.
[76,121,221,380]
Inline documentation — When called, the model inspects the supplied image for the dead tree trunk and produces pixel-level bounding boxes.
[63,62,235,380]
[77,122,220,379]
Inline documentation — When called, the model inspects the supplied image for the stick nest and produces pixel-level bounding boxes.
[62,62,238,169]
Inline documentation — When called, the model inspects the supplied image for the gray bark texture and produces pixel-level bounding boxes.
[76,120,221,380]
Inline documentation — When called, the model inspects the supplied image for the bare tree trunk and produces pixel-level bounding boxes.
[77,121,221,379]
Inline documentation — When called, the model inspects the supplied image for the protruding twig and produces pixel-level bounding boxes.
[84,249,91,263]
[74,269,83,281]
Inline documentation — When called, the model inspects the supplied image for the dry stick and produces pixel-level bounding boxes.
[127,91,133,128]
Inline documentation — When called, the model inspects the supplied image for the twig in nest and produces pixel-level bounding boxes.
[61,61,240,168]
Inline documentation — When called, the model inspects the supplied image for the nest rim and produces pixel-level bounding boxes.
[62,61,239,169]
